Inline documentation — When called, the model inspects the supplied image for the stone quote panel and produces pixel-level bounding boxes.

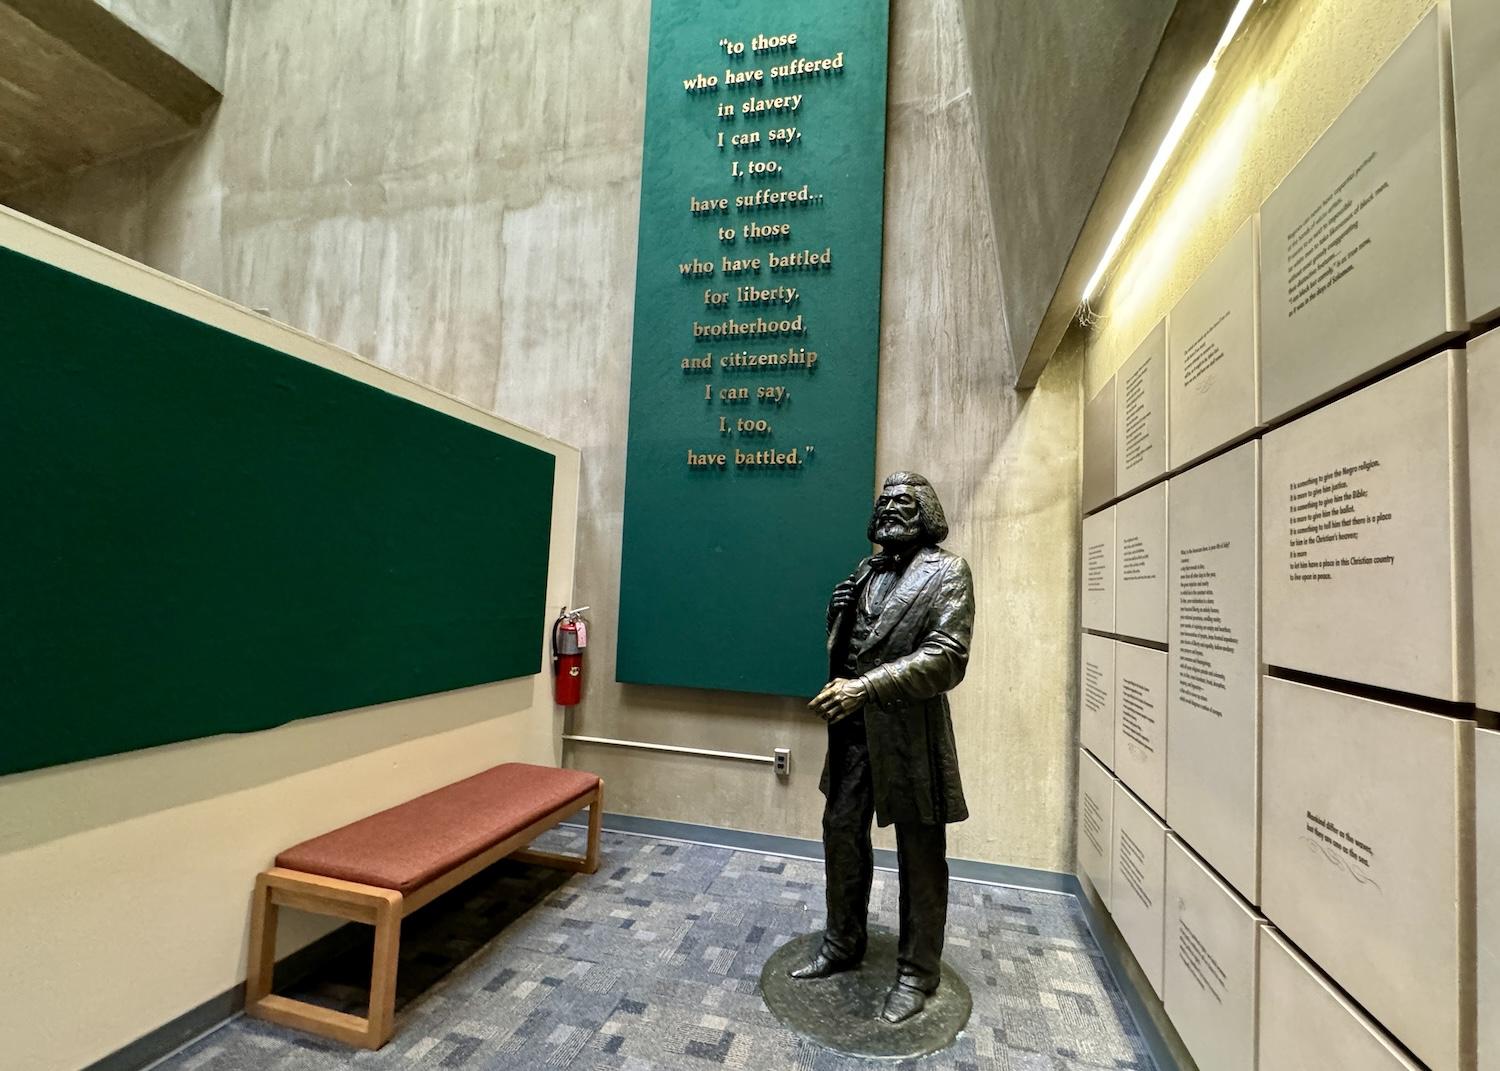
[1115,320,1167,496]
[1083,377,1117,514]
[1082,506,1116,634]
[1164,836,1261,1071]
[1169,217,1258,469]
[1078,749,1114,904]
[1167,442,1259,902]
[1111,780,1167,996]
[1259,9,1461,422]
[1114,642,1167,817]
[1454,0,1500,323]
[1257,928,1423,1071]
[1115,482,1167,644]
[1262,350,1468,702]
[1480,728,1500,1071]
[1472,328,1500,712]
[1080,632,1115,767]
[1261,676,1473,1071]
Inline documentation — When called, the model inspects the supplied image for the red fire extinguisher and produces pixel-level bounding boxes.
[552,606,589,706]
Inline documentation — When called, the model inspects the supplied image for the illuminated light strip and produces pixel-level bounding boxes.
[1082,0,1256,305]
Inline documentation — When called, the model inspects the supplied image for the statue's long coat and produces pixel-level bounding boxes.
[819,545,974,827]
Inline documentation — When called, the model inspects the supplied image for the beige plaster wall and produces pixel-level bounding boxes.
[1077,0,1437,396]
[0,207,581,1071]
[9,0,1082,873]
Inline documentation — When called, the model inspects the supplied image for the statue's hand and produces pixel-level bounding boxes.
[809,677,868,724]
[829,578,858,613]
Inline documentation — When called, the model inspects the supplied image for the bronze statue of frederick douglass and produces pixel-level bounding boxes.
[792,472,975,1024]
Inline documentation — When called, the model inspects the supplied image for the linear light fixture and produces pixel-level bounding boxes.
[1081,0,1257,305]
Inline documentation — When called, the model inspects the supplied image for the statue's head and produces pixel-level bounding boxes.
[866,472,949,549]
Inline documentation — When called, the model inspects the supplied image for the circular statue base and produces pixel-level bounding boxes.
[760,931,972,1060]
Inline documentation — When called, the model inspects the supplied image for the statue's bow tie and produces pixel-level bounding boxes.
[868,553,902,573]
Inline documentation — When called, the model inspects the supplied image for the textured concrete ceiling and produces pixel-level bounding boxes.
[0,0,219,196]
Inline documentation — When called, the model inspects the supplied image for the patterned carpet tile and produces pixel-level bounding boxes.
[159,830,1154,1070]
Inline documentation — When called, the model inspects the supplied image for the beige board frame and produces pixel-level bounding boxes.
[1167,441,1260,902]
[1471,328,1500,712]
[1257,928,1424,1071]
[1261,677,1475,1071]
[1111,779,1168,996]
[1116,320,1168,496]
[1163,836,1263,1071]
[1080,632,1116,767]
[1479,728,1500,1071]
[1259,8,1464,422]
[1114,642,1167,817]
[1262,349,1471,702]
[1115,482,1167,645]
[1082,506,1117,633]
[1167,217,1260,470]
[1084,376,1117,513]
[1077,749,1114,904]
[1454,0,1500,324]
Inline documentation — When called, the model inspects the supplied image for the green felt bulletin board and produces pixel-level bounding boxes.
[0,247,556,777]
[618,0,890,696]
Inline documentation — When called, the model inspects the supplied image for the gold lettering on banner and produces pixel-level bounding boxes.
[677,28,851,472]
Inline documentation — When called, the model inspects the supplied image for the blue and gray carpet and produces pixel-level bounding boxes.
[157,828,1155,1070]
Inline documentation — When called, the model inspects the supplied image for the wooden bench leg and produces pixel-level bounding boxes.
[244,869,404,1050]
[366,895,402,1046]
[585,780,604,874]
[510,781,605,875]
[246,873,278,1005]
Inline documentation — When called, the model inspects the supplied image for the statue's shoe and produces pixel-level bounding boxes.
[879,982,929,1024]
[787,951,861,980]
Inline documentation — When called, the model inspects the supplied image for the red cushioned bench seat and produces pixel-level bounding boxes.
[245,762,602,1050]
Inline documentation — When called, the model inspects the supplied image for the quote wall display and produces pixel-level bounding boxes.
[1114,481,1167,644]
[1112,779,1168,996]
[1476,726,1500,1068]
[1168,217,1259,470]
[1083,376,1117,513]
[1164,836,1262,1071]
[618,0,891,694]
[1115,320,1168,496]
[1480,728,1500,1071]
[1167,442,1260,901]
[1259,9,1463,423]
[1472,327,1500,713]
[1454,0,1500,324]
[1257,928,1424,1071]
[1261,676,1475,1071]
[1082,506,1117,633]
[1262,350,1470,702]
[1078,748,1115,903]
[1114,642,1168,816]
[1080,632,1116,766]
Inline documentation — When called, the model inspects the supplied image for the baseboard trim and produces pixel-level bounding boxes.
[579,810,1082,895]
[91,812,1182,1071]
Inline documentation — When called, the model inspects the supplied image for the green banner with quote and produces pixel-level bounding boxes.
[618,0,890,696]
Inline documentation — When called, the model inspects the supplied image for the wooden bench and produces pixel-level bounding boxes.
[246,762,602,1049]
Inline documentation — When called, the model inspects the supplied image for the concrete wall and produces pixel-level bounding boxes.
[0,206,581,1071]
[0,0,223,195]
[1076,0,1437,394]
[958,0,1175,378]
[8,0,1083,873]
[94,0,231,89]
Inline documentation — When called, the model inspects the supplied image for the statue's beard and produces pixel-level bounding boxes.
[875,517,922,546]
